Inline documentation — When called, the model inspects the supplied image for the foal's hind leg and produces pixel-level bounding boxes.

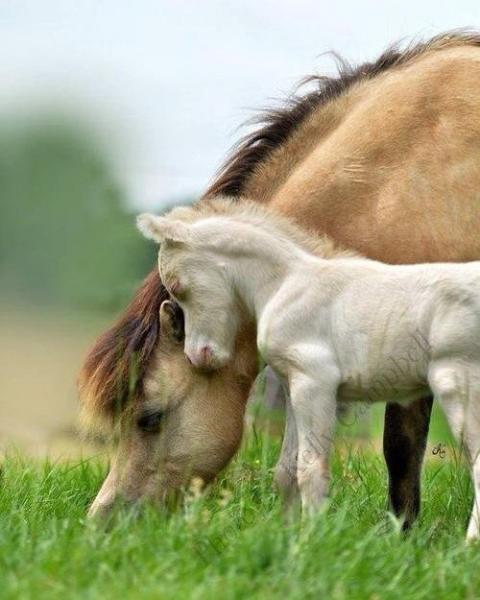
[466,418,480,541]
[462,376,480,541]
[428,363,480,541]
[383,396,433,530]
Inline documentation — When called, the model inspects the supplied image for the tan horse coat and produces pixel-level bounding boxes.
[80,32,480,522]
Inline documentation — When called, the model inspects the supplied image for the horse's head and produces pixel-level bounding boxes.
[137,212,242,371]
[80,272,257,519]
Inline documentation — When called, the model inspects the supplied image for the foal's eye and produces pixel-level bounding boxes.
[170,279,182,295]
[137,410,163,433]
[169,279,187,301]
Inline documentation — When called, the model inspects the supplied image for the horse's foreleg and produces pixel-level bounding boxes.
[383,396,433,530]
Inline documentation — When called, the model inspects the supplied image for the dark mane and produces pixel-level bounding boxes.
[79,270,168,421]
[80,30,480,421]
[204,29,480,199]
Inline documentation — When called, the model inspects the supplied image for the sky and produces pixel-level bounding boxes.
[1,1,479,209]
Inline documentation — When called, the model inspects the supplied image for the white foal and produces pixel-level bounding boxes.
[138,200,480,540]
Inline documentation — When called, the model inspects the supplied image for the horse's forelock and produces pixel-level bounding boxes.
[78,270,169,426]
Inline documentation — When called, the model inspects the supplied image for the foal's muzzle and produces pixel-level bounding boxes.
[185,345,228,370]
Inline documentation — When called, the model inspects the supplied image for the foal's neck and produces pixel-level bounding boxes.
[228,226,310,320]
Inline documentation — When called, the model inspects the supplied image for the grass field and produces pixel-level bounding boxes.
[1,421,478,600]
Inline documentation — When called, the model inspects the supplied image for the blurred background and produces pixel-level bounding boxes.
[1,1,476,456]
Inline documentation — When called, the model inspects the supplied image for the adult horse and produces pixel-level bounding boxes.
[80,32,480,523]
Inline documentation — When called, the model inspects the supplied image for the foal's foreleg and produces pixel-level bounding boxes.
[289,370,338,516]
[383,396,433,530]
[274,396,300,515]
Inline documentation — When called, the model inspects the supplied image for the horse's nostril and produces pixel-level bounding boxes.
[185,353,193,366]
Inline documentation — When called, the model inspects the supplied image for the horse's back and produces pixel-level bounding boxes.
[267,44,480,265]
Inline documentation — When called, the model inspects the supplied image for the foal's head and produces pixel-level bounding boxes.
[138,210,245,371]
[137,200,343,371]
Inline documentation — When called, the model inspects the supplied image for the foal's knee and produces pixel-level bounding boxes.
[428,365,460,398]
[275,462,302,519]
[275,461,295,493]
[428,363,467,439]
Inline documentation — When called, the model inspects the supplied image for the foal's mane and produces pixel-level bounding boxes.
[171,197,356,259]
[79,30,480,422]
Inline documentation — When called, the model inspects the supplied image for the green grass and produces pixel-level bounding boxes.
[0,430,477,600]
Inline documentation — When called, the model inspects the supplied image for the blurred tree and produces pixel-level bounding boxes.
[0,115,157,311]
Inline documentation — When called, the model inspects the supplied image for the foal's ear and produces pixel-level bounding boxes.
[160,300,185,342]
[137,214,191,244]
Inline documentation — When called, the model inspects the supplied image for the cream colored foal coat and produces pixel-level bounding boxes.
[139,208,480,541]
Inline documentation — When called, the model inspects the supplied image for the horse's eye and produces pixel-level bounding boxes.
[137,410,163,433]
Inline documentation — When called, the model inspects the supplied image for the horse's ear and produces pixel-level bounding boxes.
[137,214,191,244]
[159,300,185,342]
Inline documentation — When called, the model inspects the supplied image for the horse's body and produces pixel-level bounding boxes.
[81,32,480,521]
[139,202,480,540]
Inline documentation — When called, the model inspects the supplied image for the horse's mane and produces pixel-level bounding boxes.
[204,29,480,199]
[79,30,480,422]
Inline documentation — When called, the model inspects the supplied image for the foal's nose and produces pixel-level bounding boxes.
[185,345,214,369]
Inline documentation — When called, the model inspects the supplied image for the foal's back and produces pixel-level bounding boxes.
[273,257,480,399]
[325,259,480,348]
